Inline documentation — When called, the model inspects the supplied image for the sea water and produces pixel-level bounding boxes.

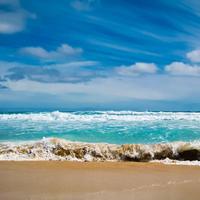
[0,111,200,144]
[1,111,200,163]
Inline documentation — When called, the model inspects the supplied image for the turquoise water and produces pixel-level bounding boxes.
[0,111,200,144]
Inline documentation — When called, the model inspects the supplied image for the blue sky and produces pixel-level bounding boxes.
[1,0,200,111]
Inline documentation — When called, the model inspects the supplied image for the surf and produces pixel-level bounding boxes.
[1,138,200,166]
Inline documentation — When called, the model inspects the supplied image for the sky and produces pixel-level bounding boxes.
[1,0,200,111]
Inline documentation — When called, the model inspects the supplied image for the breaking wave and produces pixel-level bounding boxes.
[1,138,200,165]
[1,111,200,122]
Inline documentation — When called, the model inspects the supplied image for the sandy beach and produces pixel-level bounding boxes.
[0,161,200,200]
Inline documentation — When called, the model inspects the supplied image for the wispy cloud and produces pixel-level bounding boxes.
[1,60,99,83]
[0,0,36,34]
[88,40,160,56]
[70,0,100,11]
[0,84,8,89]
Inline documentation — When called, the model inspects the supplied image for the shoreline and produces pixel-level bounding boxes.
[0,161,200,200]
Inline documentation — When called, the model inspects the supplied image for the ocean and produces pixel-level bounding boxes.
[0,111,200,164]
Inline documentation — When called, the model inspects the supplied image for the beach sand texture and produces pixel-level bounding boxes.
[0,161,200,200]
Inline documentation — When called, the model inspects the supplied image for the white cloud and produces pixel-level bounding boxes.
[70,0,99,11]
[2,59,200,104]
[165,62,200,76]
[116,62,158,76]
[19,44,83,61]
[187,49,200,63]
[5,75,200,102]
[0,0,36,34]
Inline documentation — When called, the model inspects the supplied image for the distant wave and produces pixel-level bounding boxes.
[1,111,200,122]
[1,138,200,165]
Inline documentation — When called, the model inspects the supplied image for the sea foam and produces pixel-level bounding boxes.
[1,138,200,165]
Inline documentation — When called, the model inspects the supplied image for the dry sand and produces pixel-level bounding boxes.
[0,161,200,200]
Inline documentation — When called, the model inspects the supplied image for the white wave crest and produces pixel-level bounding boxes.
[1,138,200,165]
[0,111,200,122]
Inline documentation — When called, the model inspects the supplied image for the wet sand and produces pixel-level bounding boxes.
[0,161,200,200]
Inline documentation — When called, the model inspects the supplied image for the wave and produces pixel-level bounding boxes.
[1,111,200,122]
[1,138,200,165]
